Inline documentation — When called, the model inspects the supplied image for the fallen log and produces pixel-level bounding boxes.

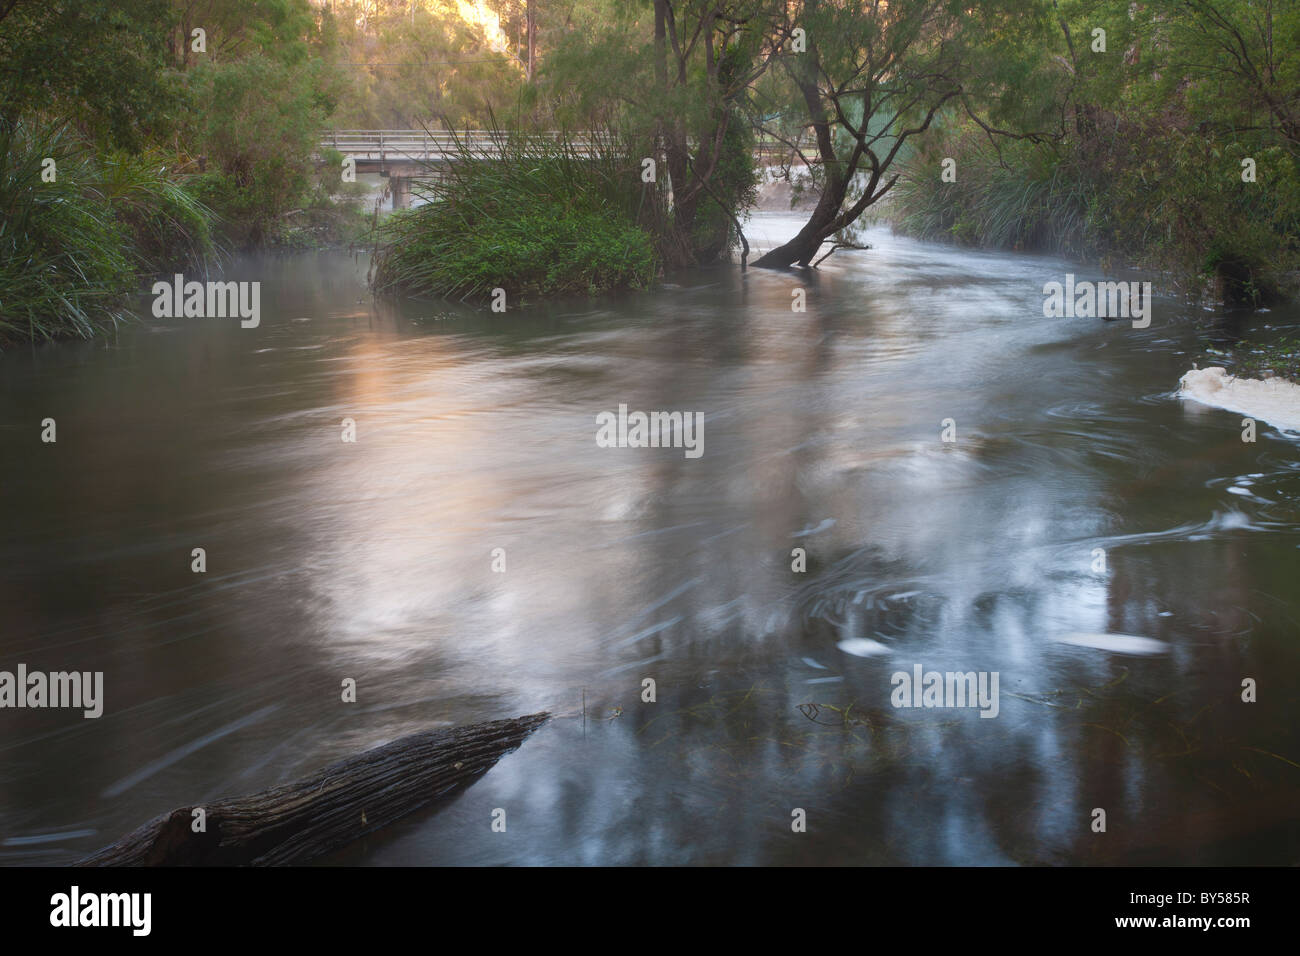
[80,712,549,866]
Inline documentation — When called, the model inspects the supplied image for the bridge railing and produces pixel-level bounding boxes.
[321,129,603,160]
[321,130,795,165]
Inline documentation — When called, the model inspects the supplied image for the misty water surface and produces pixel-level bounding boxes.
[2,214,1298,865]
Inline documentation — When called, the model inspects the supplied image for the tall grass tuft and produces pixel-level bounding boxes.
[370,125,658,302]
[0,119,214,347]
[891,123,1300,303]
[96,150,216,274]
[1,121,134,343]
[891,136,1098,260]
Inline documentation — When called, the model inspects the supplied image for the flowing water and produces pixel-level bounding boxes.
[2,214,1298,865]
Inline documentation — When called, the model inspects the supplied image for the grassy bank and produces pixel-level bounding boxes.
[370,131,658,303]
[0,120,213,346]
[0,111,372,348]
[890,123,1300,307]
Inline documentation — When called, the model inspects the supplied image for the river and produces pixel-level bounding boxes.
[2,214,1298,865]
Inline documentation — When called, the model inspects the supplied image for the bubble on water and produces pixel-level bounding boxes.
[1214,510,1253,530]
[837,637,890,657]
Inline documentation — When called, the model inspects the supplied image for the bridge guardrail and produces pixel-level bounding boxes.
[320,130,790,164]
[321,130,602,160]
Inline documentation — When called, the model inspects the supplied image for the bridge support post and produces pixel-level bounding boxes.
[390,176,412,211]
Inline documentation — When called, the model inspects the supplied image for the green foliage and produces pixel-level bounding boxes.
[0,122,134,344]
[889,0,1300,304]
[372,131,658,301]
[0,0,182,150]
[8,0,1300,336]
[0,119,213,346]
[183,53,329,246]
[97,149,216,273]
[1105,135,1300,304]
[322,0,529,128]
[381,207,658,300]
[542,3,773,266]
[892,130,1097,257]
[748,0,1058,266]
[1217,337,1300,385]
[168,0,319,66]
[277,175,374,250]
[690,109,760,261]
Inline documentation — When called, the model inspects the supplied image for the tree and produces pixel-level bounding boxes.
[651,1,787,264]
[545,0,785,266]
[184,52,329,244]
[0,0,181,150]
[752,0,1052,268]
[166,0,317,67]
[1147,0,1300,150]
[321,0,528,128]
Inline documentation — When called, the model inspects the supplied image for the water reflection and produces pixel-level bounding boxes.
[1,219,1298,865]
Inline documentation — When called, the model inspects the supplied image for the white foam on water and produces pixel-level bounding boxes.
[836,637,890,657]
[1055,632,1168,655]
[1179,367,1300,432]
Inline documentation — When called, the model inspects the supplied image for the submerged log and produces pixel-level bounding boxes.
[81,713,549,866]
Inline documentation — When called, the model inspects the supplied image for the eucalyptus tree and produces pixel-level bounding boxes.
[166,0,317,66]
[546,0,789,266]
[648,0,791,263]
[752,0,1055,268]
[1141,0,1300,150]
[0,0,181,149]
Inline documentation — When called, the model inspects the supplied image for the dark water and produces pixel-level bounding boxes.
[2,215,1298,865]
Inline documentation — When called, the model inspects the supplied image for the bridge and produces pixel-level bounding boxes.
[321,129,794,209]
[321,130,601,208]
[322,129,604,164]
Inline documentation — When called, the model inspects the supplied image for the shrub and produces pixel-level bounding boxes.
[891,118,1300,305]
[371,130,658,301]
[183,54,324,246]
[0,119,213,346]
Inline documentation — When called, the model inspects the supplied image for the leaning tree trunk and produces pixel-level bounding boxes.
[751,23,847,270]
[751,189,845,268]
[80,713,549,866]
